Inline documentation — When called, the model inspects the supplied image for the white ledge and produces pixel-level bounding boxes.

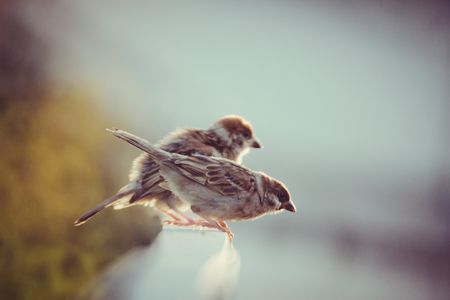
[81,227,240,300]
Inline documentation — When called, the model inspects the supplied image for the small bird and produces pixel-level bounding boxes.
[107,128,296,240]
[75,115,262,226]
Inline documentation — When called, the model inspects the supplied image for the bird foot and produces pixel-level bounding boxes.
[195,220,234,241]
[163,218,234,242]
[193,220,216,228]
[161,220,196,226]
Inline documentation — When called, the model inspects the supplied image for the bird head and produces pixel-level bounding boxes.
[262,175,296,214]
[209,115,263,163]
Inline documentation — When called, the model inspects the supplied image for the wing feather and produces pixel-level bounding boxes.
[164,156,256,197]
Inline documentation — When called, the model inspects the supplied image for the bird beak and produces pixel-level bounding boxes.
[281,201,296,213]
[249,137,263,149]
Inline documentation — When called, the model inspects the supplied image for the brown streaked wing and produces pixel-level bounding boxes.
[164,156,210,185]
[174,155,210,169]
[219,161,256,194]
[207,175,230,185]
[166,156,257,197]
[220,185,240,197]
[141,167,163,189]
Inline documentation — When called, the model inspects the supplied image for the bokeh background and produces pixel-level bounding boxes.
[1,0,450,299]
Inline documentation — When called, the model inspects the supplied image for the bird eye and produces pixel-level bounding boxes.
[277,190,287,201]
[242,131,251,139]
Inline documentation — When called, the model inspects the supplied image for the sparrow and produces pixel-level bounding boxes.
[75,115,262,226]
[107,127,296,240]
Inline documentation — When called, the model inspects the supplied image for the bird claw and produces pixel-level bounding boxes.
[226,232,234,243]
[193,220,215,228]
[163,218,234,242]
[197,220,234,241]
[161,220,196,226]
[220,226,234,242]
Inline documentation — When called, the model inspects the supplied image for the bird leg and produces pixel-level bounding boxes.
[160,210,182,222]
[160,207,197,226]
[192,210,234,242]
[161,203,234,242]
[160,194,197,226]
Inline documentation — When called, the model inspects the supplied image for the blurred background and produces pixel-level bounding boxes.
[1,0,450,299]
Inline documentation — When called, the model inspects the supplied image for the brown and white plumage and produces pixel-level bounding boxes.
[106,128,296,240]
[75,115,262,226]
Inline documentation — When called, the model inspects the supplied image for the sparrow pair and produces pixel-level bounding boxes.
[75,116,296,240]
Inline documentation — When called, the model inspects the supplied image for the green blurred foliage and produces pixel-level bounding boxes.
[0,92,160,300]
[0,1,160,299]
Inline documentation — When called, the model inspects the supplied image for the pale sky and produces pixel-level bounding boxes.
[25,0,450,231]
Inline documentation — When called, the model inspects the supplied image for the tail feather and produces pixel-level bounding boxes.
[74,192,134,226]
[107,128,171,163]
[75,128,171,226]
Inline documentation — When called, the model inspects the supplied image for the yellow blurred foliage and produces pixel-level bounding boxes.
[0,91,160,300]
